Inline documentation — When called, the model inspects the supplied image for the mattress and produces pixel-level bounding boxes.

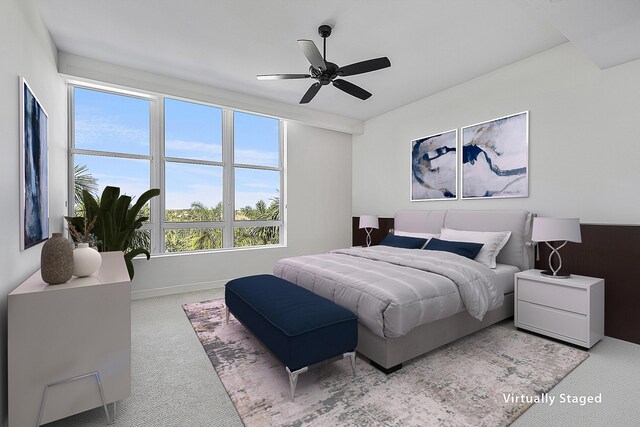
[274,246,505,339]
[494,263,520,294]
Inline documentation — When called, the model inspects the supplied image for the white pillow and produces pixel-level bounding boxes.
[394,231,439,249]
[394,230,440,239]
[439,228,511,268]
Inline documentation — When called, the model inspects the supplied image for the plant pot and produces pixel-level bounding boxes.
[41,233,74,285]
[72,243,102,277]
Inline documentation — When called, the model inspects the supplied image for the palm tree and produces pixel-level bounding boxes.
[184,201,223,250]
[191,229,221,250]
[74,164,98,207]
[249,197,280,244]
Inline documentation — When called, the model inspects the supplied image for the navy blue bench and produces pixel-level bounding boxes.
[225,274,358,400]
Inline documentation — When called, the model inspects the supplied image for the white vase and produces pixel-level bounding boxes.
[72,243,102,277]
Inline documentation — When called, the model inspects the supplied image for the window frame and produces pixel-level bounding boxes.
[68,82,286,255]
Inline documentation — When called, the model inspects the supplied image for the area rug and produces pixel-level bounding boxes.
[183,299,589,426]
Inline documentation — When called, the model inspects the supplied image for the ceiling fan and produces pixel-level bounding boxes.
[257,25,391,104]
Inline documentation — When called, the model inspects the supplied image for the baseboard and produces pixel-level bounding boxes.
[130,279,228,300]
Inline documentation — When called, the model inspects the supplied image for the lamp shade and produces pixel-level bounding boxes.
[531,217,582,243]
[359,215,379,229]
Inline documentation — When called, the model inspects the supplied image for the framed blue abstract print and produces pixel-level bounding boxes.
[461,111,528,199]
[411,129,458,201]
[20,77,49,250]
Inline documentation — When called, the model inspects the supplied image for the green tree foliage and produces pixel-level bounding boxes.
[164,201,223,252]
[164,197,280,251]
[234,197,280,246]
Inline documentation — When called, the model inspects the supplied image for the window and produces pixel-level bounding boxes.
[71,87,153,250]
[69,84,284,254]
[233,111,281,247]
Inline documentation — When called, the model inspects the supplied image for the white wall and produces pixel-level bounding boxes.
[0,0,68,425]
[353,43,640,224]
[131,121,352,297]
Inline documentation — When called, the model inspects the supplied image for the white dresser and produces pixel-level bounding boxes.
[514,269,604,348]
[8,251,131,426]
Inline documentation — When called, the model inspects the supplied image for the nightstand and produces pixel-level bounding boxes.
[514,269,604,348]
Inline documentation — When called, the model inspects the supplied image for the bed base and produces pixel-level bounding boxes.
[358,292,514,371]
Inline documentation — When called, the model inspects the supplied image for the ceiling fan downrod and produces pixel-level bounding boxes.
[318,24,332,61]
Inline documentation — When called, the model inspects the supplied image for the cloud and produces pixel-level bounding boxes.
[238,180,279,190]
[75,115,149,151]
[234,148,279,167]
[166,162,222,178]
[165,139,222,160]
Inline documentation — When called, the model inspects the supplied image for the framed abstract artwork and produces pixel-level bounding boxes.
[20,77,49,250]
[461,111,528,199]
[410,129,457,201]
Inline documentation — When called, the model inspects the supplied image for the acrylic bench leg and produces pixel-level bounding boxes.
[225,306,230,324]
[285,366,308,402]
[343,351,356,376]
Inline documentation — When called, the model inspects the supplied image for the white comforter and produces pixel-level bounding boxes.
[273,246,503,338]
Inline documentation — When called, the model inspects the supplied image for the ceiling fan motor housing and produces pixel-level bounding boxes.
[318,25,332,38]
[311,62,339,85]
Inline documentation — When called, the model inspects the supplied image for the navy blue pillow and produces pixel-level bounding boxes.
[379,234,427,249]
[424,238,484,260]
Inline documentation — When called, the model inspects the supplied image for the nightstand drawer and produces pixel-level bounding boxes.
[518,278,587,314]
[517,301,588,342]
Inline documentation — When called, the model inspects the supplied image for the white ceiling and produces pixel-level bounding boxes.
[526,0,640,69]
[34,1,575,121]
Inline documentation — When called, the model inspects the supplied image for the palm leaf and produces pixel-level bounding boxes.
[124,248,151,279]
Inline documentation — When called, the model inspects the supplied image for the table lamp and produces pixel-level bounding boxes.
[359,215,379,247]
[531,217,581,278]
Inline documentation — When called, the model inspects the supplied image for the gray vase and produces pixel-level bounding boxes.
[41,233,74,285]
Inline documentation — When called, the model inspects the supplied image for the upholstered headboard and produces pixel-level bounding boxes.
[394,210,534,270]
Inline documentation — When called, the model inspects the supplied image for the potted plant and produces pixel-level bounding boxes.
[65,216,103,277]
[66,186,160,279]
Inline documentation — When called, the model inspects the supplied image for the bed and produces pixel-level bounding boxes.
[274,209,534,372]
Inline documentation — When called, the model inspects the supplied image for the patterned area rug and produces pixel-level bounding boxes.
[183,299,588,426]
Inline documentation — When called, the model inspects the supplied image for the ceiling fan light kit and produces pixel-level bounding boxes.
[257,25,391,104]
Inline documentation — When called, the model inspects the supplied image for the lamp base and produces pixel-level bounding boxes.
[540,270,571,279]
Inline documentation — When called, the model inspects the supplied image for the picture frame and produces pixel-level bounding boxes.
[410,129,458,201]
[20,77,49,250]
[461,111,528,199]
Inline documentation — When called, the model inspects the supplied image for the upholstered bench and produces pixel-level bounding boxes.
[225,274,358,401]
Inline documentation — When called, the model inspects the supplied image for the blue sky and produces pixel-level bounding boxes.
[74,88,280,212]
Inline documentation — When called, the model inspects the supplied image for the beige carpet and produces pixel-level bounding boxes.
[183,299,589,427]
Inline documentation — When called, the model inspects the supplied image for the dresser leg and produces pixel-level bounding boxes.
[37,371,112,426]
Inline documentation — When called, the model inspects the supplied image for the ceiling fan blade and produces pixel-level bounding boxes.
[338,57,391,77]
[257,74,311,80]
[297,40,326,71]
[332,79,372,100]
[300,82,322,104]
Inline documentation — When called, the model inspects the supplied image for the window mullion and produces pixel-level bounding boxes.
[222,109,234,248]
[71,148,151,161]
[67,84,75,218]
[152,97,164,254]
[162,222,224,230]
[280,120,286,246]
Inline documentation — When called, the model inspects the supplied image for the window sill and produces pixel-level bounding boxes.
[145,243,287,259]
